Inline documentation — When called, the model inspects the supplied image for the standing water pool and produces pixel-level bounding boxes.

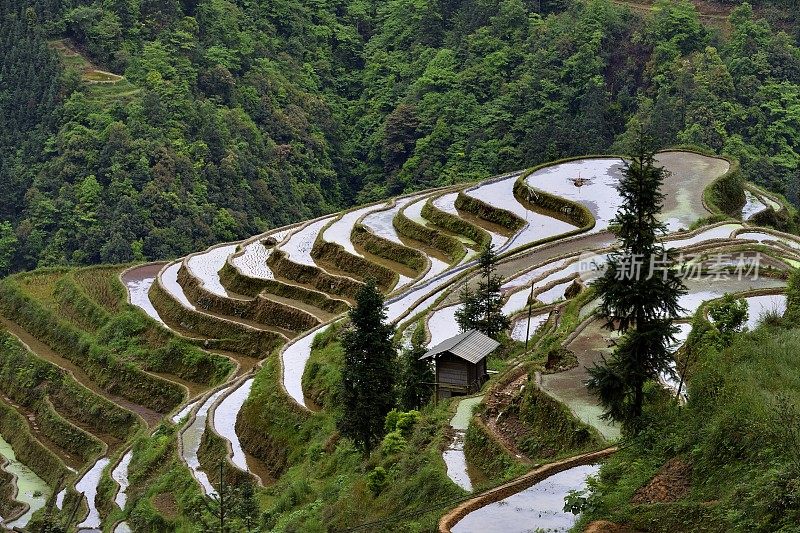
[451,463,599,532]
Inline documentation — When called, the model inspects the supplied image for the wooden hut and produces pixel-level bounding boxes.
[421,329,500,400]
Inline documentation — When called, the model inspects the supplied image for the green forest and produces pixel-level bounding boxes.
[1,0,798,270]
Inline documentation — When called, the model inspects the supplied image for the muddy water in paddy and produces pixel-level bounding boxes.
[443,395,483,491]
[76,456,111,530]
[677,277,786,318]
[182,388,229,495]
[543,278,787,440]
[362,195,422,244]
[741,294,787,329]
[663,223,742,249]
[737,230,800,250]
[111,449,133,510]
[124,263,207,339]
[282,324,332,408]
[451,463,599,533]
[427,305,461,347]
[212,378,267,480]
[212,378,274,485]
[323,203,388,255]
[657,151,731,231]
[510,312,550,342]
[171,398,200,423]
[385,266,466,324]
[535,278,577,305]
[231,232,290,280]
[161,262,196,310]
[0,434,51,529]
[122,263,167,325]
[441,231,616,309]
[0,319,162,428]
[741,190,768,220]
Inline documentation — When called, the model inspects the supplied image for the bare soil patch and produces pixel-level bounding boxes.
[632,457,692,504]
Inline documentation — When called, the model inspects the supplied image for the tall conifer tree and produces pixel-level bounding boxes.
[337,280,396,453]
[588,141,686,430]
[456,245,509,339]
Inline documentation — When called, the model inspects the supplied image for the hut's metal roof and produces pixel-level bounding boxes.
[420,329,500,364]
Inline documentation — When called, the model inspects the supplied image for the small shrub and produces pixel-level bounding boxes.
[366,466,388,496]
[395,410,420,436]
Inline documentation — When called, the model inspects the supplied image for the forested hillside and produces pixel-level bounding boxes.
[1,0,798,272]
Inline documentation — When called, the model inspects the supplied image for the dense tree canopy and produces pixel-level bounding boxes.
[2,0,799,270]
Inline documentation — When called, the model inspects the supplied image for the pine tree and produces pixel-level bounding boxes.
[399,324,434,410]
[337,279,397,454]
[587,141,686,431]
[455,245,509,339]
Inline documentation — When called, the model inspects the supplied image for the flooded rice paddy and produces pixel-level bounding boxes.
[186,244,239,297]
[443,396,483,491]
[0,434,51,529]
[451,463,600,532]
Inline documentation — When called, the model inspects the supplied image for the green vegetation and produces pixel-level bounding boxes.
[579,292,800,531]
[422,199,492,250]
[311,237,398,292]
[455,193,525,232]
[219,262,350,315]
[267,250,364,302]
[398,329,435,411]
[394,208,467,264]
[351,224,427,274]
[3,0,800,530]
[239,330,463,532]
[0,273,186,413]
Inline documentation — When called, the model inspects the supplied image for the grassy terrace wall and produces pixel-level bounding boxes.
[218,262,350,315]
[0,459,25,522]
[0,276,184,413]
[394,208,466,264]
[311,238,398,291]
[177,265,320,333]
[514,385,603,458]
[36,397,104,463]
[454,191,525,232]
[267,249,364,301]
[197,428,253,488]
[117,428,207,531]
[351,224,427,273]
[0,332,140,442]
[56,270,232,386]
[236,357,310,479]
[149,278,286,357]
[0,398,70,487]
[464,416,524,485]
[422,199,491,250]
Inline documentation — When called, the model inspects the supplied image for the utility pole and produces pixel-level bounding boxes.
[219,461,225,532]
[524,281,537,352]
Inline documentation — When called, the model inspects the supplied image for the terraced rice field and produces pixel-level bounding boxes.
[1,150,797,531]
